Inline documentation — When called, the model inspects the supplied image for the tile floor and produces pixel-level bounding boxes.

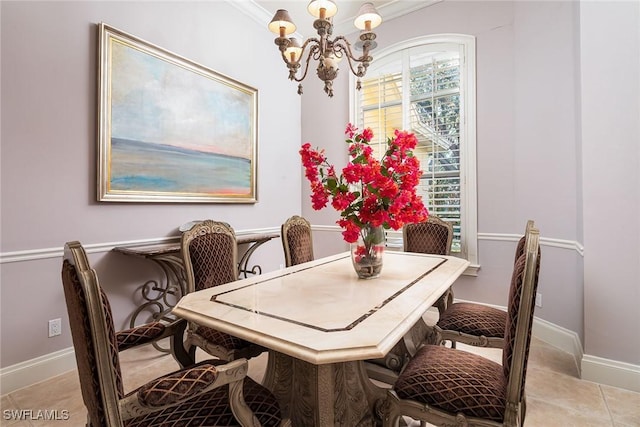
[1,335,639,426]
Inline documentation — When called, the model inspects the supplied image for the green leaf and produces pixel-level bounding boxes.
[327,177,337,191]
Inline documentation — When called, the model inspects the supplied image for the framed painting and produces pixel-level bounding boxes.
[97,23,258,203]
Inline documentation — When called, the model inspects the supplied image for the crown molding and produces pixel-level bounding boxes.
[226,1,273,29]
[331,0,443,35]
[226,0,443,39]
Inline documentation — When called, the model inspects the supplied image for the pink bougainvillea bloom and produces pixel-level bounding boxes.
[300,125,429,244]
[345,123,358,139]
[338,218,361,243]
[361,128,374,142]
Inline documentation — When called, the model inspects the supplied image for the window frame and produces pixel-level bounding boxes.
[350,34,478,274]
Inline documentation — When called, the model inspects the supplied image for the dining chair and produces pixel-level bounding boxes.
[281,215,314,267]
[433,220,535,349]
[57,240,193,368]
[365,215,455,384]
[403,215,454,314]
[181,220,265,361]
[61,241,287,427]
[379,226,541,427]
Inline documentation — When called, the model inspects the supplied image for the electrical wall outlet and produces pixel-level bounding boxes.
[535,293,542,308]
[48,318,62,337]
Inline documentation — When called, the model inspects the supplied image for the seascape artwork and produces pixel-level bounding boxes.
[98,24,257,202]
[110,138,251,194]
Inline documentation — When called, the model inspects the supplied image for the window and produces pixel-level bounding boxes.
[352,35,477,269]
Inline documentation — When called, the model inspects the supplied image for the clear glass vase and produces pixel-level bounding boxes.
[350,225,385,279]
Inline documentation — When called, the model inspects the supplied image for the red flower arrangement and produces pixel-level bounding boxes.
[300,123,429,244]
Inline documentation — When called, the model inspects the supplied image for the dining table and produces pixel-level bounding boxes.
[172,250,469,426]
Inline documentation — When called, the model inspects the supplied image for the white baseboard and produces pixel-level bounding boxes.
[455,299,639,393]
[507,312,640,393]
[0,347,76,395]
[581,354,640,393]
[531,316,583,375]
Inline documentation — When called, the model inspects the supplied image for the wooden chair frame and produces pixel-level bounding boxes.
[380,226,540,427]
[62,241,265,427]
[181,220,264,361]
[64,241,193,367]
[181,220,238,295]
[433,220,535,349]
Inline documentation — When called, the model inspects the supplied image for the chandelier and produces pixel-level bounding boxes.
[268,0,382,97]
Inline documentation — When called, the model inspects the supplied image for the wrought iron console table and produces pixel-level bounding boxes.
[113,232,279,351]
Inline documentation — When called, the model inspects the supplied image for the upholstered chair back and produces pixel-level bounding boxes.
[502,230,541,412]
[61,242,124,426]
[281,215,314,267]
[182,220,238,293]
[403,215,453,256]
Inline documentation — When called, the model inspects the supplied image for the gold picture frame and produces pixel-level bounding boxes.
[97,23,258,203]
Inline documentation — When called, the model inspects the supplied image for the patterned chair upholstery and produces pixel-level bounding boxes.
[365,216,455,384]
[379,226,541,427]
[403,215,454,315]
[181,220,266,361]
[56,240,192,367]
[433,220,534,349]
[281,215,314,267]
[61,241,287,427]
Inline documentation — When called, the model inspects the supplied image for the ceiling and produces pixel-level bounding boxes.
[230,0,442,38]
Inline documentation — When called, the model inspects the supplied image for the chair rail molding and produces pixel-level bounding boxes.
[312,226,583,276]
[477,232,584,256]
[0,227,280,264]
[311,226,584,254]
[0,226,583,264]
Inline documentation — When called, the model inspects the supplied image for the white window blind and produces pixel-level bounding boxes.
[353,36,477,264]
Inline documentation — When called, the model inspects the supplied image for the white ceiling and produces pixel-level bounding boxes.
[229,0,441,38]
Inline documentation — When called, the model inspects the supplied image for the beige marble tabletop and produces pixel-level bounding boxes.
[173,251,469,365]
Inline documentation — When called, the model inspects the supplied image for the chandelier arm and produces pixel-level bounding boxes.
[299,37,321,56]
[301,37,323,61]
[278,49,290,65]
[332,43,363,77]
[292,44,321,83]
[332,37,371,77]
[279,37,320,65]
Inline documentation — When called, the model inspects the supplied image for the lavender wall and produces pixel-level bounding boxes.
[0,1,302,367]
[2,0,638,377]
[301,0,640,368]
[301,1,586,345]
[580,1,640,365]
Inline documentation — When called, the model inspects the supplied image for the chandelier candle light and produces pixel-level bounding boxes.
[300,124,429,279]
[268,0,382,97]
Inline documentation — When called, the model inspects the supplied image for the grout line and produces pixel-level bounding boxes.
[598,384,616,426]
